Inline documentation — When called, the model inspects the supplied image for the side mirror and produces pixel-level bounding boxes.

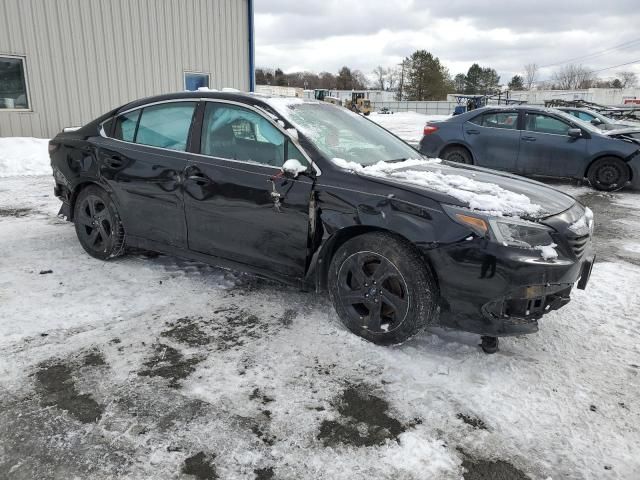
[568,128,582,139]
[281,159,308,178]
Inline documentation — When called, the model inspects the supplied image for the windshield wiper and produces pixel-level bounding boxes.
[385,158,409,163]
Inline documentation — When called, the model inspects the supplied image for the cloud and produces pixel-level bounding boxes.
[254,0,640,82]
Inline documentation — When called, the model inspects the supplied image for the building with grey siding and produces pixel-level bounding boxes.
[0,0,255,138]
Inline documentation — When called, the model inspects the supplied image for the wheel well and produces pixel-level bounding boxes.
[584,155,631,180]
[69,181,103,220]
[314,226,439,293]
[439,143,474,163]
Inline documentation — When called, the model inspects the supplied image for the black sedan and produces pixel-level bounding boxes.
[50,92,595,353]
[419,105,640,191]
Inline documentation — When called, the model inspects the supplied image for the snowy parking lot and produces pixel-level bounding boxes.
[1,124,640,479]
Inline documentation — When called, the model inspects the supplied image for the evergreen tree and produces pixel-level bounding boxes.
[274,68,287,86]
[403,50,451,101]
[508,75,524,90]
[336,66,354,89]
[465,64,500,94]
[453,73,466,93]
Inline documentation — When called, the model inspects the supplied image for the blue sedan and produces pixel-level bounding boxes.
[419,105,640,191]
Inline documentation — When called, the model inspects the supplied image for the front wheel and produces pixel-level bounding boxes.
[328,232,438,345]
[73,185,125,260]
[587,157,629,191]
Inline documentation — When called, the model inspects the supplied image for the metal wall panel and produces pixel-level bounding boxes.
[0,0,250,138]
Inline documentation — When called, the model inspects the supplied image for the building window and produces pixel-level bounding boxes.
[184,72,210,91]
[0,55,30,110]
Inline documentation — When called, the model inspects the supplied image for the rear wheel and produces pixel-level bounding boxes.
[441,146,473,164]
[587,157,629,191]
[73,186,125,260]
[328,232,438,345]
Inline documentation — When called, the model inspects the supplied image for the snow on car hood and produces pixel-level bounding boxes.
[331,158,575,218]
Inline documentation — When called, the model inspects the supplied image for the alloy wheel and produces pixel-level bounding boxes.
[76,194,113,251]
[337,252,409,333]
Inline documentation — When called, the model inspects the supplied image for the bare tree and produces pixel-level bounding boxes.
[352,70,370,90]
[372,66,388,90]
[386,67,399,91]
[523,63,538,90]
[618,71,638,88]
[552,64,595,90]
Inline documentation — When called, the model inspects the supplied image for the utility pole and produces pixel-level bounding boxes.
[397,60,406,101]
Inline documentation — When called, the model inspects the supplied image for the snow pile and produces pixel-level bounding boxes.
[534,243,559,260]
[369,111,451,144]
[0,137,51,177]
[331,158,543,217]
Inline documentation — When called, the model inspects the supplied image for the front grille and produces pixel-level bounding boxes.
[567,234,590,258]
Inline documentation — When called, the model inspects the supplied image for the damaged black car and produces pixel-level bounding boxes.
[50,92,595,353]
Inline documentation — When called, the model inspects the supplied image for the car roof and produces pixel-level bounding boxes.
[116,90,315,115]
[452,105,572,119]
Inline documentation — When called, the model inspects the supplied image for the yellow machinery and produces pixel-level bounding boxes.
[344,92,371,116]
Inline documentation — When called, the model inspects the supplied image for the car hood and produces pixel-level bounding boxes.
[353,159,576,219]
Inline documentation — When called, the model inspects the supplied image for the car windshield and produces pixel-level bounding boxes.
[265,99,419,166]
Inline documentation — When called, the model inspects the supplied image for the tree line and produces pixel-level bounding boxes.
[255,66,368,91]
[257,51,639,101]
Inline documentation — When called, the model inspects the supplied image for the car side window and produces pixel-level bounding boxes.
[470,111,518,130]
[134,102,197,151]
[576,111,595,122]
[113,110,140,142]
[200,103,287,167]
[524,113,571,135]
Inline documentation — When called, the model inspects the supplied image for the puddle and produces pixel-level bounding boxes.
[137,344,202,388]
[34,361,103,424]
[182,451,218,479]
[317,384,408,447]
[0,207,33,217]
[254,467,275,479]
[83,350,106,366]
[161,317,211,346]
[461,456,529,480]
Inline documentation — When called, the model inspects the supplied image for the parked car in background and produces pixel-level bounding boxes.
[557,106,638,130]
[49,92,595,353]
[604,126,640,141]
[420,105,640,191]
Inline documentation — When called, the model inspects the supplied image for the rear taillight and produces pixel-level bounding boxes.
[48,142,59,155]
[423,125,438,135]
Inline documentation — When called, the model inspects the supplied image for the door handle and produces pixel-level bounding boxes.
[186,173,212,186]
[104,156,124,168]
[465,129,480,135]
[522,136,537,142]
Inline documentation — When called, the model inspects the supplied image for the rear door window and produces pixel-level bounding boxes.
[134,102,197,151]
[113,110,140,142]
[470,111,518,129]
[524,113,571,135]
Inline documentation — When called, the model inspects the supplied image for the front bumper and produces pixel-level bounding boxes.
[424,239,595,337]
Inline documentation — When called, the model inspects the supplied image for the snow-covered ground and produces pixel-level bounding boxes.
[369,111,450,144]
[0,137,50,177]
[1,139,640,479]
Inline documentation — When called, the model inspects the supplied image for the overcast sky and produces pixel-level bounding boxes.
[255,0,640,84]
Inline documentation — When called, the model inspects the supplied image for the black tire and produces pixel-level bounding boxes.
[440,145,473,164]
[587,157,630,191]
[73,185,125,260]
[327,232,438,345]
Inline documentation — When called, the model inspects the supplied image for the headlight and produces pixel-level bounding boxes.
[443,205,554,248]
